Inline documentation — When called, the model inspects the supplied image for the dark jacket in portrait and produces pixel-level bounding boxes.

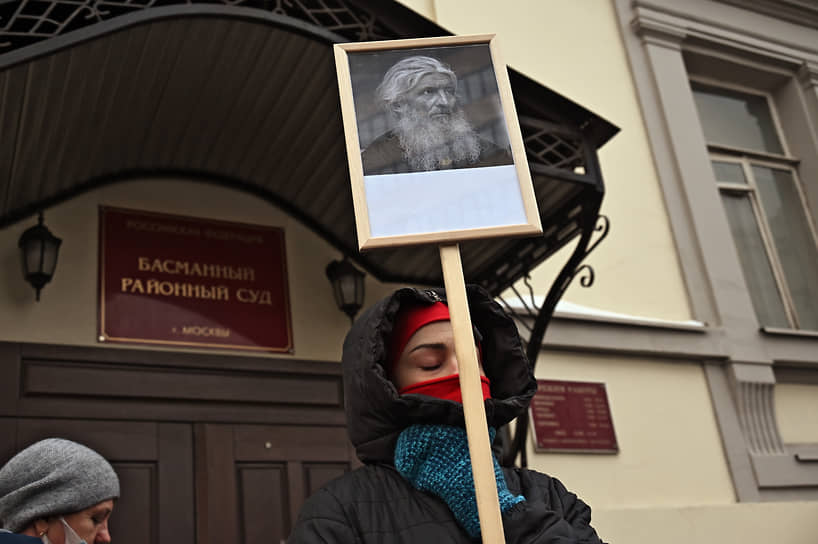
[288,286,606,543]
[361,131,513,175]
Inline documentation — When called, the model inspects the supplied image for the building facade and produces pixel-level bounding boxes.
[406,1,818,542]
[0,0,816,543]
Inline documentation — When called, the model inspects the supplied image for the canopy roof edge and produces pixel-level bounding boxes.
[0,0,618,295]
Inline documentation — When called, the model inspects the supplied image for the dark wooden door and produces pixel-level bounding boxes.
[0,342,350,543]
[195,423,354,544]
[2,418,194,544]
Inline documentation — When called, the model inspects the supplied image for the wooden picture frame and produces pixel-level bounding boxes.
[334,34,541,250]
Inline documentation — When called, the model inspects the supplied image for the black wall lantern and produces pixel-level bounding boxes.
[18,212,62,301]
[326,257,366,323]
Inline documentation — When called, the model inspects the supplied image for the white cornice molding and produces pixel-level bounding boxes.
[797,61,818,90]
[632,0,818,66]
[630,15,686,51]
[714,0,818,30]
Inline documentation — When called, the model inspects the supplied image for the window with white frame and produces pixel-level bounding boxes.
[690,80,818,331]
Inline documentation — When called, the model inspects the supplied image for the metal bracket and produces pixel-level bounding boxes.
[498,208,609,467]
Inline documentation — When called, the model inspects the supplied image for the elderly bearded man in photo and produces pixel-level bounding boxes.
[361,56,513,175]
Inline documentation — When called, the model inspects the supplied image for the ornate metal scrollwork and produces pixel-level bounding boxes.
[551,213,608,300]
[519,116,588,177]
[498,212,610,467]
[574,264,594,288]
[585,214,609,258]
[498,214,609,325]
[0,0,391,52]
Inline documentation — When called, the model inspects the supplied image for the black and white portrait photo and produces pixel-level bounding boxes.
[335,37,540,248]
[359,54,513,175]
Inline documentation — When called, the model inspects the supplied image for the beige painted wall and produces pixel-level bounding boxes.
[593,501,818,544]
[397,0,692,321]
[394,0,743,516]
[0,178,391,362]
[776,384,818,444]
[527,351,736,509]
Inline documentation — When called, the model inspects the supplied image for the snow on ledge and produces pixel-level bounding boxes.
[500,296,706,331]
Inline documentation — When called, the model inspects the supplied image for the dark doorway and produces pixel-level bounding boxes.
[0,342,352,543]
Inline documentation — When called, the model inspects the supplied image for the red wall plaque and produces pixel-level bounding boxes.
[530,379,618,453]
[99,207,293,352]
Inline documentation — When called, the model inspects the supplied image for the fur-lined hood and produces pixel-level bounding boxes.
[341,285,537,464]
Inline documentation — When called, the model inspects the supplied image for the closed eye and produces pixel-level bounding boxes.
[90,509,111,525]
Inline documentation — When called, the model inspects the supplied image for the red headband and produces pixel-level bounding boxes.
[388,302,451,370]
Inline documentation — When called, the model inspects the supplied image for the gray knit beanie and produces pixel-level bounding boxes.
[0,438,120,532]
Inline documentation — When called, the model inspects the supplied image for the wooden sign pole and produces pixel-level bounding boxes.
[334,33,540,544]
[439,243,505,543]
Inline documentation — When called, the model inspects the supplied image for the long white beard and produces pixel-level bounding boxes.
[394,109,481,171]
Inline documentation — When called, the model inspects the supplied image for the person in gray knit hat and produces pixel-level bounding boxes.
[0,439,119,544]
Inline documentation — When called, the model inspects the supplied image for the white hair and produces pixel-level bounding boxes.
[376,56,457,107]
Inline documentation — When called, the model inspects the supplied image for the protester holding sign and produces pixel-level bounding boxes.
[289,286,604,543]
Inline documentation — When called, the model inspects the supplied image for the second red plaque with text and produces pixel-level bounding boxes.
[530,379,618,454]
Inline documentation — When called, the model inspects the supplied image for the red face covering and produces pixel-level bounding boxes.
[398,374,492,403]
[389,301,490,402]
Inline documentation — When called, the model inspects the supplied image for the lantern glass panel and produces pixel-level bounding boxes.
[41,242,59,276]
[331,282,344,310]
[23,239,44,274]
[339,274,357,306]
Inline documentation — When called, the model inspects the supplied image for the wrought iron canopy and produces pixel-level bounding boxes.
[0,0,618,296]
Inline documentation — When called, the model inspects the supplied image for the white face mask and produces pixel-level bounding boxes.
[60,518,87,544]
[40,518,87,544]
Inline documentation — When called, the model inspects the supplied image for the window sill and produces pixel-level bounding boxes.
[761,327,818,339]
[752,449,818,487]
[792,444,818,463]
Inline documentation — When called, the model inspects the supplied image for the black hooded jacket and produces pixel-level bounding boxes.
[288,286,604,543]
